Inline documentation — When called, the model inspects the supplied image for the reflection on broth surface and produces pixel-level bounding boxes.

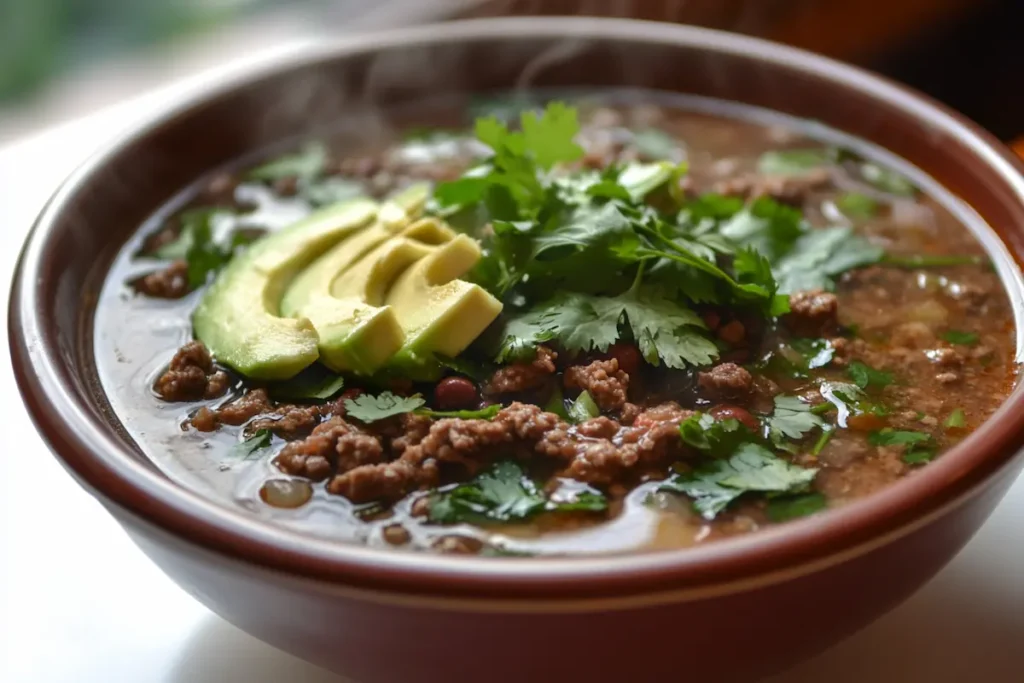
[93,90,1017,556]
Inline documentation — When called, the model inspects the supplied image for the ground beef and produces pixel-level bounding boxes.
[328,458,438,504]
[190,407,218,432]
[250,404,321,439]
[326,401,695,504]
[619,402,643,425]
[484,346,557,395]
[190,387,315,433]
[564,358,629,411]
[697,363,754,400]
[215,389,272,426]
[389,413,433,456]
[154,341,230,402]
[275,417,386,481]
[711,168,831,205]
[135,261,190,299]
[783,290,839,337]
[549,402,693,485]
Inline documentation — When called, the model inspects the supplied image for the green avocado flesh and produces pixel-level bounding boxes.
[192,198,378,379]
[194,183,502,380]
[281,219,456,374]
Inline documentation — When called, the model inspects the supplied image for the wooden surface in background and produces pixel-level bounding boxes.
[466,0,976,62]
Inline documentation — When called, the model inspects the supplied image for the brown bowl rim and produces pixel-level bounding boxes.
[10,16,1024,604]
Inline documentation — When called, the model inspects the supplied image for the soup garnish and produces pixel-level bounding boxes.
[95,96,1015,556]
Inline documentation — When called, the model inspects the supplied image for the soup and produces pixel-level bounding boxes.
[93,93,1017,556]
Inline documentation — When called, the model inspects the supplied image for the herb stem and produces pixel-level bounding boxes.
[810,402,835,415]
[811,425,834,456]
[634,228,766,301]
[629,260,647,294]
[881,254,986,268]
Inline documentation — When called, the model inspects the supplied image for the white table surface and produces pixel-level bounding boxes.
[2,72,1023,683]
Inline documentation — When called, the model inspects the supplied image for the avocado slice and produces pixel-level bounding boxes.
[192,198,378,379]
[386,226,504,374]
[279,183,430,317]
[283,219,457,375]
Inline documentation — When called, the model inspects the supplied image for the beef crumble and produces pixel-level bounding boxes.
[484,346,557,394]
[697,362,754,400]
[784,290,839,337]
[563,358,629,410]
[135,261,190,299]
[154,341,230,402]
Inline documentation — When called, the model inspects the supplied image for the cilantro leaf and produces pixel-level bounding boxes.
[246,142,327,182]
[860,162,916,197]
[428,461,606,524]
[152,209,257,290]
[772,226,883,293]
[434,355,497,383]
[268,371,344,402]
[836,192,879,219]
[616,288,716,368]
[494,291,620,362]
[344,392,426,423]
[417,405,502,420]
[631,129,684,161]
[903,449,935,465]
[567,391,601,423]
[616,161,681,201]
[435,101,583,217]
[869,428,932,447]
[787,338,837,371]
[766,395,823,442]
[543,385,570,420]
[529,202,639,275]
[847,361,893,390]
[301,177,365,206]
[494,289,715,369]
[757,149,833,175]
[153,209,222,260]
[944,408,967,429]
[766,492,827,522]
[716,197,804,261]
[661,443,818,519]
[943,330,979,346]
[520,101,585,170]
[681,193,745,224]
[231,429,272,460]
[678,412,758,457]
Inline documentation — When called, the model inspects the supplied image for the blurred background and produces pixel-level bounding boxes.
[1,0,1022,144]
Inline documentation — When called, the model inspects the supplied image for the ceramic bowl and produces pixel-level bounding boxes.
[10,17,1024,683]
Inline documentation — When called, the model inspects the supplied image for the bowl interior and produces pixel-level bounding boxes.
[13,17,1024,598]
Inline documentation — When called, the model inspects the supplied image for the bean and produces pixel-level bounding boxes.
[709,404,760,431]
[434,376,479,410]
[718,320,746,345]
[608,343,642,376]
[382,524,411,546]
[259,479,313,509]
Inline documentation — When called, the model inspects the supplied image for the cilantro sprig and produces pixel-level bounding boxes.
[661,443,818,520]
[427,461,606,525]
[343,391,503,423]
[153,209,257,289]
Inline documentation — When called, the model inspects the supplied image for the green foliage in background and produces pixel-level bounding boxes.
[0,0,274,102]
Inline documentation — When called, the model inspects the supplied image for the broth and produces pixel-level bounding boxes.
[93,91,1017,556]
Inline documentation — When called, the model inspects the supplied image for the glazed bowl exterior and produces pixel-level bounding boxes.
[10,17,1024,683]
